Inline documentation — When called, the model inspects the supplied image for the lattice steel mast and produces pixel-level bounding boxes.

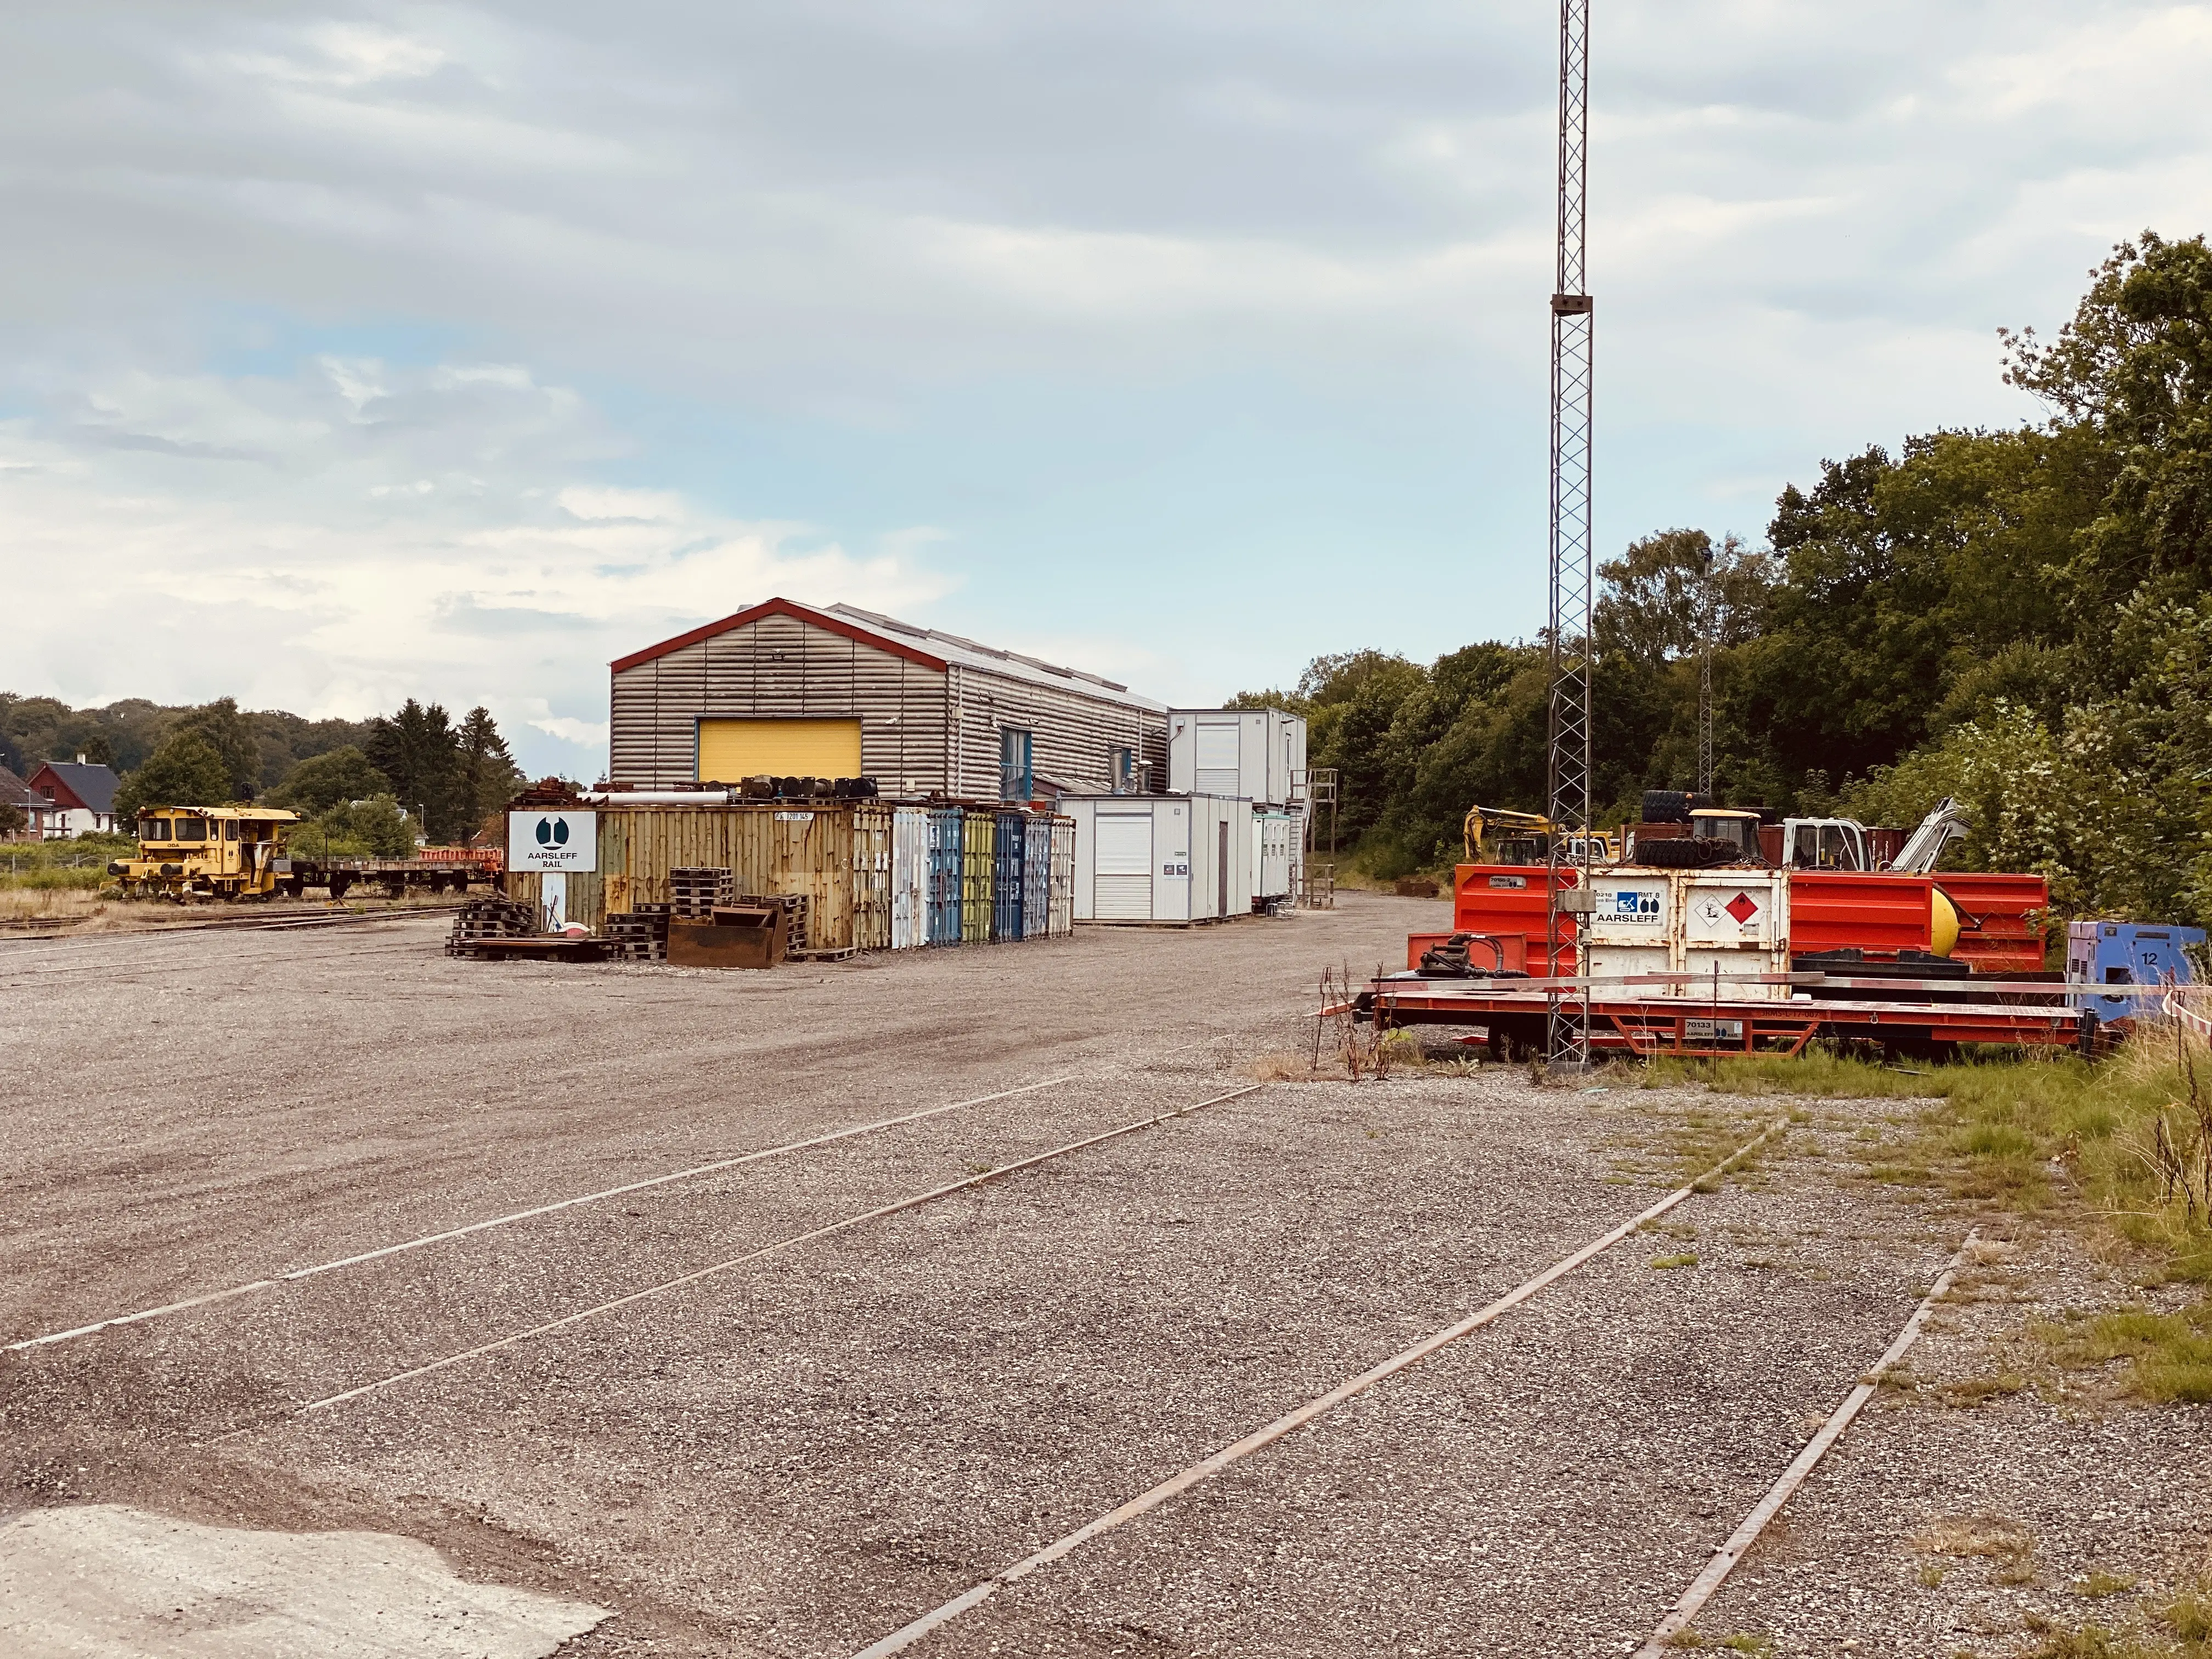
[1697,541,1716,799]
[1544,0,1595,1066]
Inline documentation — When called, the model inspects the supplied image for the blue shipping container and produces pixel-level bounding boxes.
[928,808,964,944]
[993,810,1025,941]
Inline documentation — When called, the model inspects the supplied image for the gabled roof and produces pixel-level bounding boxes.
[32,760,120,815]
[612,596,1166,713]
[0,765,48,811]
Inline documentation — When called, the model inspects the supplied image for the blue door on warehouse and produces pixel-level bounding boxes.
[1022,816,1051,938]
[993,810,1024,940]
[928,808,964,944]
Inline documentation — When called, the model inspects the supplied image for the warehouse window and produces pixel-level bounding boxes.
[999,727,1032,800]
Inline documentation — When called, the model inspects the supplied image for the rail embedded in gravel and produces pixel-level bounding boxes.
[1633,1227,1981,1656]
[843,1117,1788,1659]
[206,1081,1268,1442]
[7,1075,1078,1354]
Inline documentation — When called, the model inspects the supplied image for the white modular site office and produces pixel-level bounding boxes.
[1166,709,1306,805]
[1065,796,1253,923]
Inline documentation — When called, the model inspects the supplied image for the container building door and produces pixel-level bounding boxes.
[1092,808,1153,921]
[962,811,995,941]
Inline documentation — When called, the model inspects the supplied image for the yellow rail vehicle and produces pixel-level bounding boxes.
[111,805,301,899]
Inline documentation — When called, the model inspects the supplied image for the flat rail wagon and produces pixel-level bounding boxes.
[1344,969,2085,1061]
[277,847,504,899]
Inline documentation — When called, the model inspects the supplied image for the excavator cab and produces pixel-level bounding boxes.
[1785,819,1867,871]
[1688,809,1763,861]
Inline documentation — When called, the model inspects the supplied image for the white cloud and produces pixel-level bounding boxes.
[0,358,955,776]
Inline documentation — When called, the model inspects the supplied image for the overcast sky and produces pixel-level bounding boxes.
[6,3,2210,777]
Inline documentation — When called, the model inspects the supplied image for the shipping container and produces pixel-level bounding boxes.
[1048,816,1075,936]
[927,807,964,944]
[889,806,929,949]
[1167,708,1307,806]
[1022,815,1052,938]
[1583,868,1792,998]
[961,809,996,942]
[1254,809,1294,904]
[991,810,1025,940]
[505,803,891,951]
[1452,863,1580,977]
[1066,795,1251,923]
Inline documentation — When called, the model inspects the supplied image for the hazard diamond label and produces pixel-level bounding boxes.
[1724,890,1761,925]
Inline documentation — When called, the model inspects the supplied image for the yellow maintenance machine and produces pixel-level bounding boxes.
[1462,805,1621,867]
[109,805,301,899]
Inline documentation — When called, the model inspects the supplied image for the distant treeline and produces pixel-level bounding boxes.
[1235,232,2212,924]
[0,693,527,853]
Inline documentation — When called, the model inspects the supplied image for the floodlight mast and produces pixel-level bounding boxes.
[1544,0,1595,1068]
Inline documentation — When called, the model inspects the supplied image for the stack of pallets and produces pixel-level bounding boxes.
[604,904,671,963]
[447,894,537,957]
[737,893,811,952]
[669,867,735,919]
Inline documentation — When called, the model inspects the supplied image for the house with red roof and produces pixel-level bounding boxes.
[28,757,121,838]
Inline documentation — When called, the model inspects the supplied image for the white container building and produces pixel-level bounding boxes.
[1167,709,1307,807]
[1583,869,1792,1000]
[1065,795,1252,924]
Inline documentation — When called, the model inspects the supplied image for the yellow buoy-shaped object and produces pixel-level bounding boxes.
[1930,888,1960,957]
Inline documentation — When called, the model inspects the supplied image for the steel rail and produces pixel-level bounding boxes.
[1633,1229,1979,1655]
[843,1117,1786,1659]
[8,1075,1080,1353]
[207,1082,1266,1440]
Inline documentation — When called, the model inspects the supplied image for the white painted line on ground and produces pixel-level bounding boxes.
[1631,1228,1979,1657]
[8,1076,1076,1353]
[210,1082,1267,1438]
[843,1118,1789,1659]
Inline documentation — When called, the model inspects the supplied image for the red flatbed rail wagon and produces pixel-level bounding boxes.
[1345,969,2083,1062]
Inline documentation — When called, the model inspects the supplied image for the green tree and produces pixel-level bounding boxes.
[454,707,524,831]
[268,746,393,816]
[113,733,233,821]
[301,794,419,858]
[2005,232,2212,634]
[366,699,464,840]
[172,697,262,802]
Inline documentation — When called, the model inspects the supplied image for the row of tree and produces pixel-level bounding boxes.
[1240,232,2212,923]
[108,697,525,851]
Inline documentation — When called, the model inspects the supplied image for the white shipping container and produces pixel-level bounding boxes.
[1580,869,1791,998]
[1254,809,1293,902]
[889,806,929,949]
[1068,795,1251,923]
[1167,710,1307,807]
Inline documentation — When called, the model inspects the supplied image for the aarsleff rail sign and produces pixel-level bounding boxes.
[507,811,597,873]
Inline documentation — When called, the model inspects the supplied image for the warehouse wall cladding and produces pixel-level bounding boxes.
[606,597,1169,800]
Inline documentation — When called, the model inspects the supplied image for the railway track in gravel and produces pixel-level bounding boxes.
[3,1030,1973,1656]
[0,900,466,945]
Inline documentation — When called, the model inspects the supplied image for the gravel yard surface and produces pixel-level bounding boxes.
[4,892,2204,1658]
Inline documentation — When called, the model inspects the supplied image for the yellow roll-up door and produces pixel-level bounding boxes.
[698,718,863,781]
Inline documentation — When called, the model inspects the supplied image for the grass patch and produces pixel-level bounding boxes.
[1936,1371,2028,1407]
[2036,1305,2212,1404]
[1656,1039,2212,1283]
[2026,1573,2212,1657]
[1649,1252,1699,1270]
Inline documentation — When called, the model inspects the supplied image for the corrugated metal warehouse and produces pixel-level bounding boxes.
[608,597,1168,799]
